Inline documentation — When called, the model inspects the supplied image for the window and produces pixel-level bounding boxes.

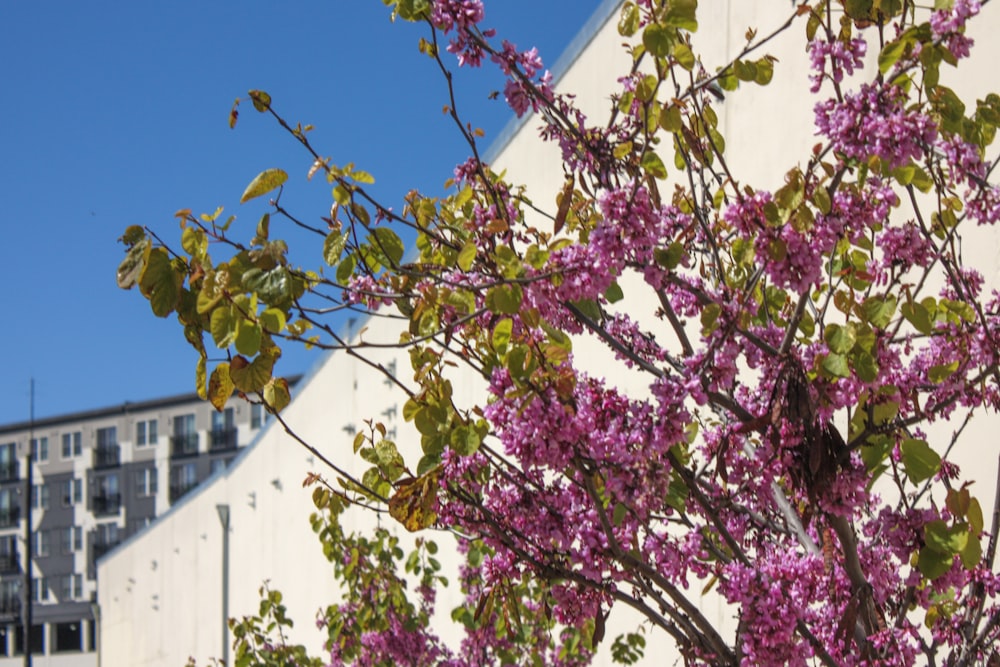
[61,478,82,507]
[31,483,49,510]
[61,526,82,555]
[57,574,83,603]
[212,408,234,432]
[136,468,157,497]
[136,419,158,446]
[61,431,82,458]
[53,619,82,652]
[210,458,230,475]
[131,517,152,533]
[0,443,17,482]
[172,414,198,456]
[95,522,119,545]
[96,426,117,448]
[31,577,49,602]
[30,437,48,463]
[33,531,50,558]
[251,404,263,429]
[0,488,16,527]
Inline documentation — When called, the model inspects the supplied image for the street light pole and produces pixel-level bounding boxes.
[22,380,34,667]
[216,504,230,666]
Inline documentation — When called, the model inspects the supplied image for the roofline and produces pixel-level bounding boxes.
[0,375,303,436]
[483,0,622,164]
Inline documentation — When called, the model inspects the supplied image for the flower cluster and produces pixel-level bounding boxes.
[807,37,867,92]
[815,83,938,169]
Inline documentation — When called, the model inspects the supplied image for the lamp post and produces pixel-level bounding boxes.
[216,504,230,666]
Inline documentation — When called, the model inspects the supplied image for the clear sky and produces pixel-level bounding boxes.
[0,1,607,425]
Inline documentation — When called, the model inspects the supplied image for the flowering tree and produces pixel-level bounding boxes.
[119,0,1000,664]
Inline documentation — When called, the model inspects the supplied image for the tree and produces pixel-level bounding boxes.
[119,0,1000,664]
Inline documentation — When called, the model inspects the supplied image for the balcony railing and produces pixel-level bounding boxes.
[91,539,120,562]
[0,508,19,529]
[169,481,199,504]
[0,594,20,618]
[0,461,18,483]
[91,493,122,517]
[92,444,121,469]
[170,433,199,458]
[0,553,18,575]
[209,428,238,452]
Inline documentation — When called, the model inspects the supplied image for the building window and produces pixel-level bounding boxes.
[31,483,49,510]
[61,431,82,459]
[57,575,83,604]
[61,526,82,555]
[96,426,117,449]
[33,531,50,558]
[171,414,198,457]
[92,474,121,516]
[0,488,17,527]
[62,478,82,507]
[53,619,82,652]
[31,577,49,602]
[251,404,264,429]
[169,462,199,503]
[211,408,237,451]
[136,419,158,446]
[30,437,48,463]
[0,443,17,482]
[136,468,157,497]
[131,517,152,534]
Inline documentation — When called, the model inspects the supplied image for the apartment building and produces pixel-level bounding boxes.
[0,382,293,665]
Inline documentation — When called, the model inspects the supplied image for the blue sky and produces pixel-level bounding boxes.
[0,1,608,424]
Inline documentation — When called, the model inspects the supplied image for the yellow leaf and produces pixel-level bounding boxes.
[388,469,440,531]
[208,363,234,412]
[240,168,288,204]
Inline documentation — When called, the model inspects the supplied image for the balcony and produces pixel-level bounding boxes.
[169,480,199,504]
[0,508,19,529]
[0,553,18,575]
[0,594,20,618]
[92,444,121,469]
[0,461,17,483]
[91,539,120,563]
[170,433,199,458]
[209,428,238,452]
[91,493,121,517]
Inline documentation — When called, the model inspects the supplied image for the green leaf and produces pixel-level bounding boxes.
[240,168,288,204]
[640,151,668,179]
[139,248,183,318]
[324,230,348,266]
[901,438,941,483]
[928,361,959,384]
[821,353,851,378]
[229,348,279,393]
[878,40,908,74]
[336,254,357,284]
[208,363,235,412]
[605,281,624,304]
[449,425,481,456]
[618,2,640,36]
[901,301,934,335]
[259,307,286,334]
[235,319,262,357]
[491,318,513,352]
[960,532,982,569]
[457,242,477,271]
[917,546,953,580]
[824,323,856,354]
[654,242,684,269]
[642,23,675,57]
[925,519,968,554]
[485,285,523,314]
[861,295,897,328]
[248,90,271,112]
[370,227,405,266]
[673,42,695,70]
[263,376,291,414]
[196,355,207,400]
[210,306,238,349]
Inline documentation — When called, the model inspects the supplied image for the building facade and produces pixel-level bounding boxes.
[0,385,288,665]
